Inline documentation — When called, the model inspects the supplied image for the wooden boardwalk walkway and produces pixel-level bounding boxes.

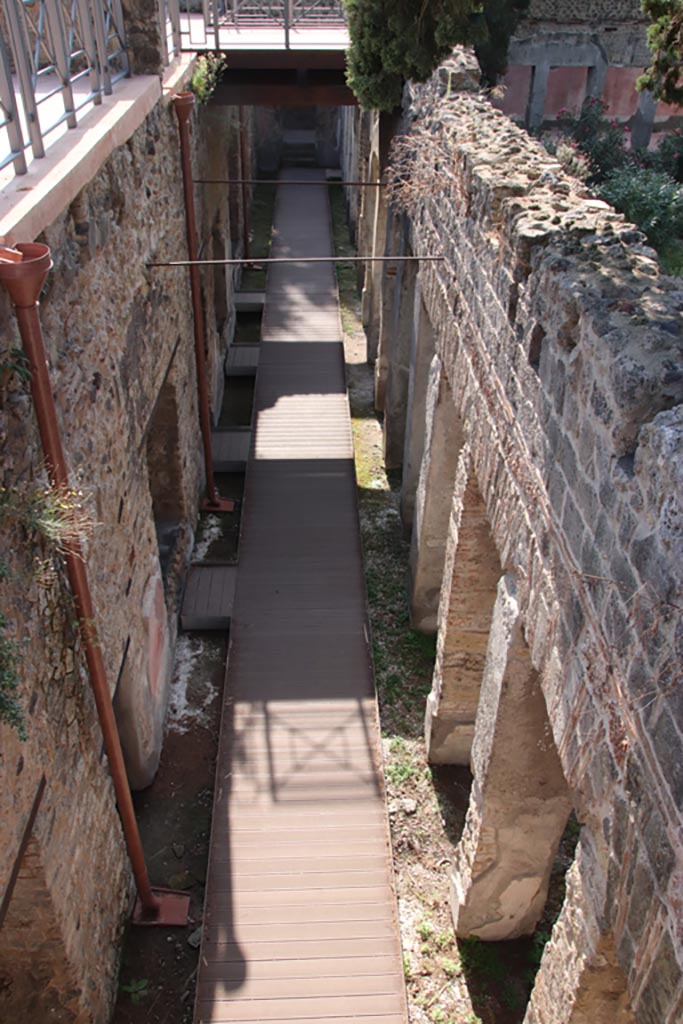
[193,170,408,1024]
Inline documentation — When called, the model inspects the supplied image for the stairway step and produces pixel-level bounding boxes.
[235,291,265,313]
[226,345,260,377]
[212,429,251,471]
[180,563,237,631]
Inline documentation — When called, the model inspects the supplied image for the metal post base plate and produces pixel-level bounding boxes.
[201,496,235,514]
[132,888,191,927]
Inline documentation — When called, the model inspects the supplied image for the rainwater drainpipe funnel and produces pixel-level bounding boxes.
[0,242,191,928]
[173,92,234,514]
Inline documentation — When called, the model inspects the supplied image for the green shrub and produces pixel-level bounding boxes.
[190,54,229,105]
[556,97,629,182]
[638,0,683,107]
[598,165,683,250]
[650,128,683,181]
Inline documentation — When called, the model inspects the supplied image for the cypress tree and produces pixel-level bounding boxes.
[343,0,530,111]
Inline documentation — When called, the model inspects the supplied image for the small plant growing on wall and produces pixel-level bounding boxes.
[0,480,98,740]
[190,53,229,105]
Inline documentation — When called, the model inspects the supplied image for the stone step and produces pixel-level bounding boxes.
[212,428,251,471]
[226,345,260,377]
[235,291,265,313]
[180,563,237,631]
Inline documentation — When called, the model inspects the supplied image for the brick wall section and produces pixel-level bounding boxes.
[344,55,683,1021]
[0,95,248,1021]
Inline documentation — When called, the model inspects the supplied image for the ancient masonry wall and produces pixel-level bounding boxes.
[341,56,683,1024]
[0,93,252,1022]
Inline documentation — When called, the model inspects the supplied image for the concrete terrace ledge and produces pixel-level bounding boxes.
[0,55,196,246]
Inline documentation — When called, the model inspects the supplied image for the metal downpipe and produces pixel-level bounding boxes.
[173,92,233,515]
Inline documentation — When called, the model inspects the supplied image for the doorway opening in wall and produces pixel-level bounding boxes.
[145,374,185,591]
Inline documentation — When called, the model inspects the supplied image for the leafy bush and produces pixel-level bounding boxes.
[556,97,629,182]
[638,0,683,107]
[598,165,683,250]
[650,127,683,181]
[190,54,229,105]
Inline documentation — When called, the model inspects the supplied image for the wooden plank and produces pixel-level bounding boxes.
[194,169,407,1024]
[196,994,405,1023]
[196,971,402,1001]
[197,955,399,984]
[206,886,394,912]
[203,919,398,944]
[204,867,392,894]
[204,899,394,924]
[202,936,401,964]
[226,346,260,377]
[212,429,251,471]
[234,291,265,313]
[181,565,237,631]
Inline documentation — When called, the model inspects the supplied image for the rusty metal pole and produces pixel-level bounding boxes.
[173,93,233,514]
[0,243,190,927]
[238,107,251,262]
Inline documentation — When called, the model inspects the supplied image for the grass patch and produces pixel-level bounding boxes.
[329,185,362,334]
[241,181,276,291]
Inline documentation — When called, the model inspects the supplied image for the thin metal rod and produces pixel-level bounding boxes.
[0,247,161,919]
[238,108,251,261]
[173,94,223,510]
[148,256,444,268]
[195,179,385,187]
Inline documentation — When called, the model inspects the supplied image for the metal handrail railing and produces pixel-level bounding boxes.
[0,0,136,177]
[172,0,345,50]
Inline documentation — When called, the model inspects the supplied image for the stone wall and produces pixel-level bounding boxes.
[526,0,644,24]
[343,53,683,1024]
[499,0,656,138]
[0,89,251,1022]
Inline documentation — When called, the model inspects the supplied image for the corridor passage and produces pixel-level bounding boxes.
[194,169,408,1023]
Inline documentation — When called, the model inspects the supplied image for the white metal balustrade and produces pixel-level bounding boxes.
[0,0,129,175]
[173,0,347,51]
[0,0,346,178]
